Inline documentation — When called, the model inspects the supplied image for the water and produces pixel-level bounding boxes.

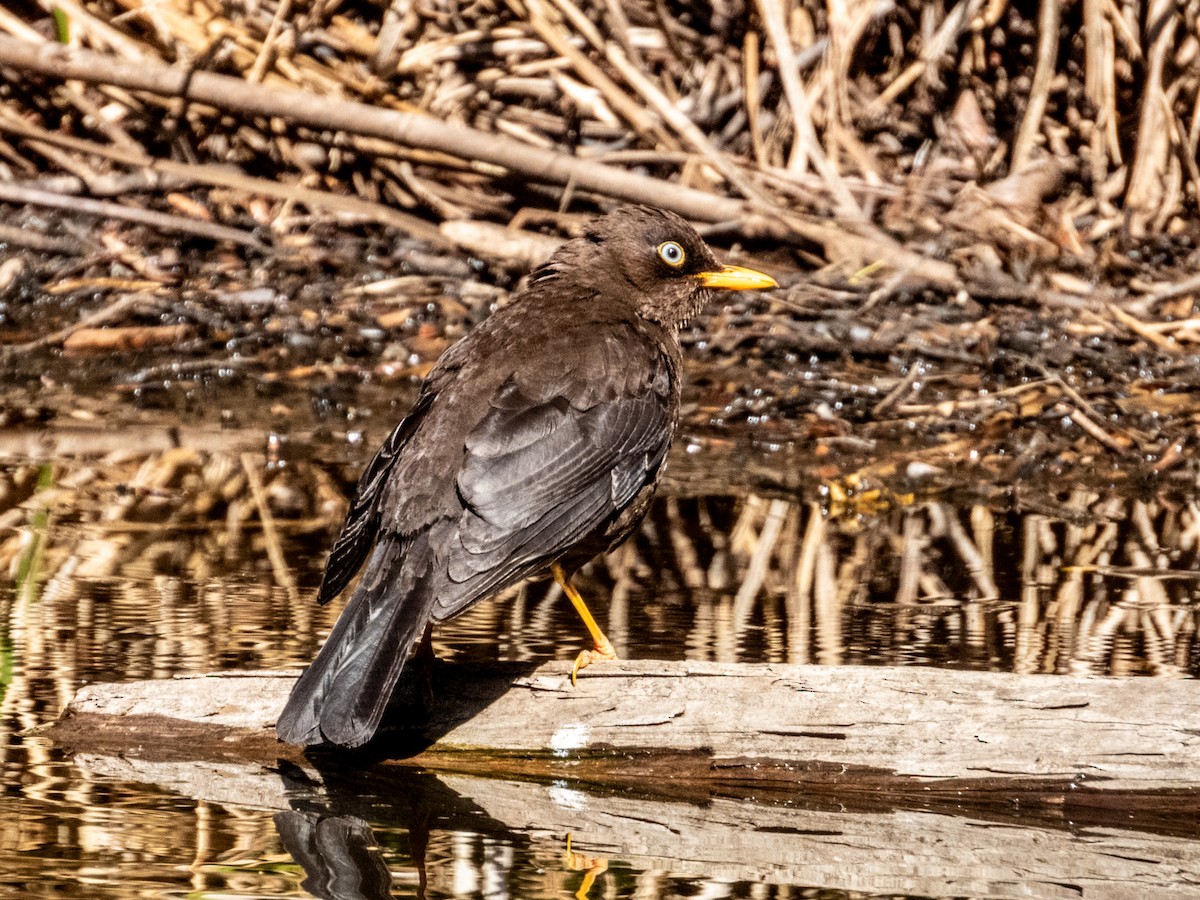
[2,448,1199,899]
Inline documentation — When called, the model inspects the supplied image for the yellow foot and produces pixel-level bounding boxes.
[564,834,608,900]
[570,636,618,686]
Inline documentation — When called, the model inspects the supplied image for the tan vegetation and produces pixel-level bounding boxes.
[0,0,1196,278]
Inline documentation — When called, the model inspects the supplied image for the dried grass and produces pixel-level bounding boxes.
[0,0,1196,278]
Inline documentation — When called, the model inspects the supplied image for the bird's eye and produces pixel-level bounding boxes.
[657,241,686,268]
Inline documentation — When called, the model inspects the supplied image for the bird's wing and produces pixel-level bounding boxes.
[316,389,436,605]
[435,369,675,618]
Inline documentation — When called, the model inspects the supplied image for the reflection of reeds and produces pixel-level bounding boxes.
[0,791,298,897]
[2,450,1198,740]
[0,449,340,586]
[0,450,344,735]
[1,450,1197,898]
[605,489,1200,677]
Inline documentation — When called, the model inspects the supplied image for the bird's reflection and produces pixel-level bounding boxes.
[274,811,394,900]
[272,760,520,900]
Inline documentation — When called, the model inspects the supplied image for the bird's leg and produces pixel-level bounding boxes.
[552,562,618,685]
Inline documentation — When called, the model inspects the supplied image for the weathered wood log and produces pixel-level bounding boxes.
[46,659,1200,898]
[49,660,1200,799]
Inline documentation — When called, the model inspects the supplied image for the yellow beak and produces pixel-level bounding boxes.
[695,264,779,291]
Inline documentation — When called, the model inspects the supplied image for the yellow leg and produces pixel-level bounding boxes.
[552,562,618,685]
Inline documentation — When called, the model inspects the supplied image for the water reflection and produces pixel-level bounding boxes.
[0,745,291,899]
[2,449,1199,897]
[45,748,1200,899]
[1,453,1197,693]
[274,812,395,900]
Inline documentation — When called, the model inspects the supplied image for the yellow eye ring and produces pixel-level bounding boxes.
[657,241,686,268]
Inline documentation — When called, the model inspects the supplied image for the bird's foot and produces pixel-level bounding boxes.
[570,636,618,686]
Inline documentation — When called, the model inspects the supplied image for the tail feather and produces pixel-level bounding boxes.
[276,533,437,747]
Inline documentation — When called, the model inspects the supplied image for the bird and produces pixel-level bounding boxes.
[276,205,778,748]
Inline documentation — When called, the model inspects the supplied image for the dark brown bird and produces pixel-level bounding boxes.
[277,205,777,747]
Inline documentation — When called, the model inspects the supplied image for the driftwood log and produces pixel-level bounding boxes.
[48,661,1200,900]
[49,660,1200,791]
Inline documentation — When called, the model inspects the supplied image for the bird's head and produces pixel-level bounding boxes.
[531,205,778,327]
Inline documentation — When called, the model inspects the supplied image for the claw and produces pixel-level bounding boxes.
[553,562,619,686]
[570,636,618,686]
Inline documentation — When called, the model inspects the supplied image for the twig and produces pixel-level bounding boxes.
[1011,0,1062,171]
[520,0,677,150]
[1018,355,1140,451]
[1053,403,1133,454]
[1125,0,1179,234]
[872,359,927,416]
[754,0,818,173]
[753,0,860,216]
[1083,0,1121,183]
[0,114,449,245]
[0,1,145,153]
[869,0,985,111]
[0,222,86,254]
[248,0,292,83]
[10,169,191,199]
[1139,270,1200,305]
[0,180,266,249]
[1108,303,1181,352]
[895,379,1049,415]
[5,292,152,353]
[0,35,754,225]
[603,41,766,204]
[743,31,767,169]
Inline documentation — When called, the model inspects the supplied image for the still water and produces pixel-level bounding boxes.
[2,442,1199,898]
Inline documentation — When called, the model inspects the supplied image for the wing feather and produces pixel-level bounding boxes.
[316,390,435,605]
[437,377,673,620]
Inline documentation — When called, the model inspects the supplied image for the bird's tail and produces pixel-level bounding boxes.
[276,533,437,748]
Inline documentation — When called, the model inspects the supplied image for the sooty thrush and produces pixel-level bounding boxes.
[276,205,778,748]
